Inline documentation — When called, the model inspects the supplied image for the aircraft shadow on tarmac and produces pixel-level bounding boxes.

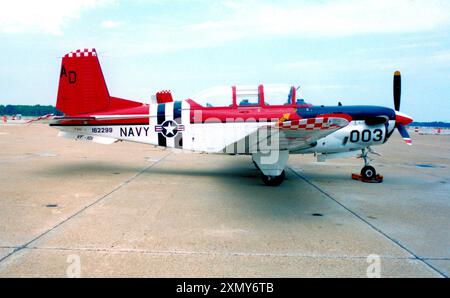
[32,161,338,221]
[34,159,362,185]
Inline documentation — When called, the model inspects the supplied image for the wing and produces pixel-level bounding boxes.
[223,116,349,153]
[275,117,349,151]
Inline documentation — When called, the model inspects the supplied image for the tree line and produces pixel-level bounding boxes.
[0,105,63,116]
[411,122,450,128]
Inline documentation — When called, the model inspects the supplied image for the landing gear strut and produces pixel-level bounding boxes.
[360,148,377,179]
[352,148,383,183]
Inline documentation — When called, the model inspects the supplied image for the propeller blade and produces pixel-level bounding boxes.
[393,71,401,111]
[397,124,412,145]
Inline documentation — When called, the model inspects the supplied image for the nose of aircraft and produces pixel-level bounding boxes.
[395,111,413,126]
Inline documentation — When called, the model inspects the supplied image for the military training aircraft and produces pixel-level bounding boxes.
[51,48,413,186]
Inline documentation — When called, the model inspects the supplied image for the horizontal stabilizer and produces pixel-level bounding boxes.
[26,114,54,124]
[52,114,149,123]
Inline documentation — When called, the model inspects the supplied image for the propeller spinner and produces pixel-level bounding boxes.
[393,71,413,145]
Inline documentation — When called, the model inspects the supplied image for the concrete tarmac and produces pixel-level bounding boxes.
[0,124,448,277]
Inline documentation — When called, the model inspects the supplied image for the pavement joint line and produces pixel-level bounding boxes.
[0,152,172,265]
[15,246,423,261]
[287,167,448,278]
[5,245,445,261]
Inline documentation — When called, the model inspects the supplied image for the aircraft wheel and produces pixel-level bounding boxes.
[261,171,285,186]
[361,166,376,180]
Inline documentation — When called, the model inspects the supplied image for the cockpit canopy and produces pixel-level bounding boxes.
[190,84,311,107]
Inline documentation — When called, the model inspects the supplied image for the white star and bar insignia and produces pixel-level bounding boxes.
[155,120,185,138]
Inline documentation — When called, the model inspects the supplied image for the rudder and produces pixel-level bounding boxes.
[56,48,110,115]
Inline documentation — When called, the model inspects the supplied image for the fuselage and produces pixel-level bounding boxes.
[51,100,399,156]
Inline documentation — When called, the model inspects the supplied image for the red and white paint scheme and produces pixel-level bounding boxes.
[50,48,413,186]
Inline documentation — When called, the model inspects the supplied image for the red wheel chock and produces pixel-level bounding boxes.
[351,173,384,183]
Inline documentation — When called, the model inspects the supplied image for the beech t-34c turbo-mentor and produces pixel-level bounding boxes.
[51,48,413,186]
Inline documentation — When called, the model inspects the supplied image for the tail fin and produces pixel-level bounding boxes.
[56,48,110,115]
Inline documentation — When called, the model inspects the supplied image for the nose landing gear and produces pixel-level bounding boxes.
[352,148,384,183]
[361,165,377,180]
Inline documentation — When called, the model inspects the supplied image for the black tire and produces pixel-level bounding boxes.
[261,171,286,186]
[361,166,376,180]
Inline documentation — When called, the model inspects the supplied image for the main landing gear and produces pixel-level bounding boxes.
[253,150,289,186]
[261,170,286,187]
[352,148,383,183]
